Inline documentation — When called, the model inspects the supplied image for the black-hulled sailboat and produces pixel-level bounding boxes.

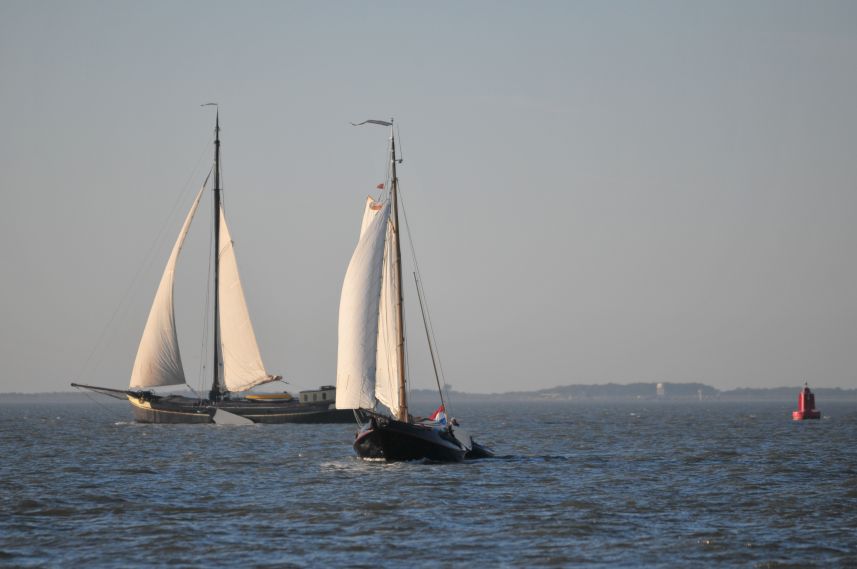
[73,111,352,424]
[335,119,493,461]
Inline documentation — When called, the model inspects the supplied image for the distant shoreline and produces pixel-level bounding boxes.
[415,382,857,402]
[3,382,856,403]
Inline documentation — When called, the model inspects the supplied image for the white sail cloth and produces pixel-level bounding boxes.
[218,206,277,392]
[374,219,402,415]
[129,187,277,392]
[336,197,391,410]
[130,186,205,389]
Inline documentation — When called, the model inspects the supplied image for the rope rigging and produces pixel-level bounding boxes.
[397,182,455,420]
[195,171,215,400]
[73,135,213,386]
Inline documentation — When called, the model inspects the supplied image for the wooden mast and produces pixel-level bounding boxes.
[389,122,409,422]
[209,110,223,402]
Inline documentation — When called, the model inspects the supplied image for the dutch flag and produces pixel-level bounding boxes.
[428,405,447,426]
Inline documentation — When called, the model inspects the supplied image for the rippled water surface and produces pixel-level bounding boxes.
[1,400,855,567]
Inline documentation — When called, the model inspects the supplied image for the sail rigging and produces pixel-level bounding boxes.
[336,197,391,410]
[336,120,495,460]
[130,111,278,394]
[130,185,206,389]
[374,218,403,416]
[218,206,278,392]
[336,122,412,419]
[76,111,357,425]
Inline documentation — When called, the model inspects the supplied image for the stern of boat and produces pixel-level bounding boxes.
[353,416,466,462]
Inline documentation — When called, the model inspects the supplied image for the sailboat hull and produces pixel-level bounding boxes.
[127,395,355,424]
[353,416,468,462]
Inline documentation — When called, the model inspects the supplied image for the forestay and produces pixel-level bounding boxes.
[336,197,391,410]
[129,186,205,389]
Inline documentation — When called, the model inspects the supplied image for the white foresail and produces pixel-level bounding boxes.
[336,197,391,410]
[218,206,276,392]
[374,219,402,416]
[129,186,205,389]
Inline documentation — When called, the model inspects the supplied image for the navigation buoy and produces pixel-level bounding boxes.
[792,382,821,420]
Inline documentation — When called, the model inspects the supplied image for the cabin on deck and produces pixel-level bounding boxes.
[299,385,336,404]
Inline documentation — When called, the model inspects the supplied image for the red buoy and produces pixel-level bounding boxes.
[792,382,821,420]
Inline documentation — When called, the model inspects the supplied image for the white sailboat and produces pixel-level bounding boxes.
[73,112,353,424]
[335,119,493,460]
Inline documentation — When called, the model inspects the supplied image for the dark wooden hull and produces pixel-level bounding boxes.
[353,416,470,462]
[128,394,355,424]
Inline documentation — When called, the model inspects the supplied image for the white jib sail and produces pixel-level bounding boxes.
[129,186,205,389]
[336,197,391,410]
[374,218,402,416]
[218,206,276,392]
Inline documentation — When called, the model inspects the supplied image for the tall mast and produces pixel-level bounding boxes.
[209,111,223,402]
[389,122,409,422]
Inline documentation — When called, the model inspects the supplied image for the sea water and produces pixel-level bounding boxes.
[0,400,855,567]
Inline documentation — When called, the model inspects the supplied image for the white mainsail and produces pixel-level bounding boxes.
[129,186,205,389]
[374,219,402,416]
[218,206,277,392]
[336,197,391,410]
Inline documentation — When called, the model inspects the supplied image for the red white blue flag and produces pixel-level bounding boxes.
[428,405,447,425]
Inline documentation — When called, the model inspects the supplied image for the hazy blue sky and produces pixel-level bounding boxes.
[2,0,856,393]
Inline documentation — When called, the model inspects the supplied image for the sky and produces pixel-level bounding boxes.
[1,0,856,394]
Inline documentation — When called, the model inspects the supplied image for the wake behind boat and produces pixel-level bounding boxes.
[335,119,493,461]
[73,111,352,425]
